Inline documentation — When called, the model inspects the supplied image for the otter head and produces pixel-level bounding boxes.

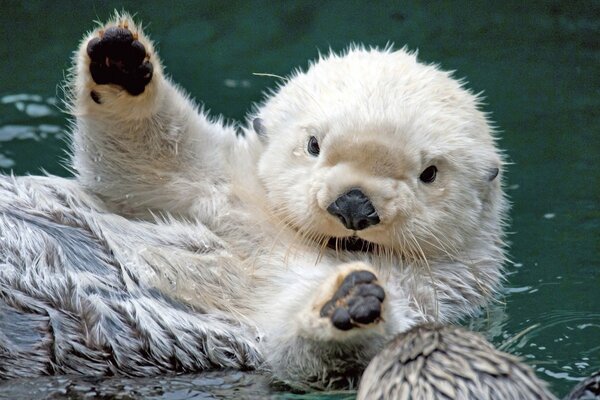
[253,47,506,260]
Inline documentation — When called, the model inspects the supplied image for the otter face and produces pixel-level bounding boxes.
[255,48,504,259]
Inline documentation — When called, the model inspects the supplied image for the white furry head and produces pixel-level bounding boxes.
[253,46,506,261]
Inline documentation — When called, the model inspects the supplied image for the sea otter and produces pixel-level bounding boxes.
[0,13,506,389]
[358,324,557,400]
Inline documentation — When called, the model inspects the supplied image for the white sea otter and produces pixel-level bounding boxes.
[0,13,507,389]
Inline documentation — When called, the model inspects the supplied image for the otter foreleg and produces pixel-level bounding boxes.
[260,262,389,390]
[69,13,235,219]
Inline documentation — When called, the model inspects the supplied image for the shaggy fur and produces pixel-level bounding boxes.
[0,175,262,378]
[0,13,507,389]
[357,324,557,400]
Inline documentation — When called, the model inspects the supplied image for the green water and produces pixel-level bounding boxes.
[0,1,598,398]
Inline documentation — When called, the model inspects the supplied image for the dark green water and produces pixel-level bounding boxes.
[0,1,598,399]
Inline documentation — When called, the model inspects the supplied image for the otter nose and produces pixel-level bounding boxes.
[327,189,380,231]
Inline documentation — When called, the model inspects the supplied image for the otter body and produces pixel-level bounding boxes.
[358,325,557,400]
[0,14,507,388]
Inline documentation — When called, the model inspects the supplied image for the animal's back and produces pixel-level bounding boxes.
[0,175,261,378]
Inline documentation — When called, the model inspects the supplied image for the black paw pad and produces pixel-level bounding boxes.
[87,27,153,96]
[320,270,385,331]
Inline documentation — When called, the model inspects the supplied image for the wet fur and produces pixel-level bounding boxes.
[358,325,556,400]
[0,13,507,389]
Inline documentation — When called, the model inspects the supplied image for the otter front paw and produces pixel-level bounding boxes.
[319,270,385,331]
[87,26,153,96]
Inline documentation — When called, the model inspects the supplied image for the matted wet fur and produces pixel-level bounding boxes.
[0,13,507,389]
[357,324,557,400]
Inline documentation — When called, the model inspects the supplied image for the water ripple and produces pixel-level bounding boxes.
[0,93,64,171]
[1,93,57,118]
[0,124,63,142]
[0,372,354,400]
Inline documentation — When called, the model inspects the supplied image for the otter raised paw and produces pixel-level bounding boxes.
[87,25,153,96]
[294,263,387,342]
[320,270,385,330]
[74,15,162,113]
[70,13,215,215]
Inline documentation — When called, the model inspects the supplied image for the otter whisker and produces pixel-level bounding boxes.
[407,231,440,322]
[316,236,329,265]
[252,72,329,124]
[412,220,460,260]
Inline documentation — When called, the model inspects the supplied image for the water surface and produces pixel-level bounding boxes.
[0,1,598,398]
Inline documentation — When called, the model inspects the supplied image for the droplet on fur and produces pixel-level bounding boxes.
[95,176,102,182]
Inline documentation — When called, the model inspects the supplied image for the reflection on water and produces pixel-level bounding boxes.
[468,304,600,393]
[1,93,57,117]
[509,310,600,385]
[0,372,354,400]
[1,1,599,398]
[0,93,67,175]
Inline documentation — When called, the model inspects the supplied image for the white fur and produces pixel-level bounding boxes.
[0,13,507,389]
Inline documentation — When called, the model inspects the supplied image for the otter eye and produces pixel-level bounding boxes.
[420,166,437,183]
[307,136,320,156]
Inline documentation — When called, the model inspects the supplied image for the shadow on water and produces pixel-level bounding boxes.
[0,1,598,398]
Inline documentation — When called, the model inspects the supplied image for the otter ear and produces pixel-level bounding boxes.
[252,118,267,137]
[487,167,500,182]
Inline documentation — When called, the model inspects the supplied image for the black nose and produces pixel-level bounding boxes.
[327,189,380,231]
